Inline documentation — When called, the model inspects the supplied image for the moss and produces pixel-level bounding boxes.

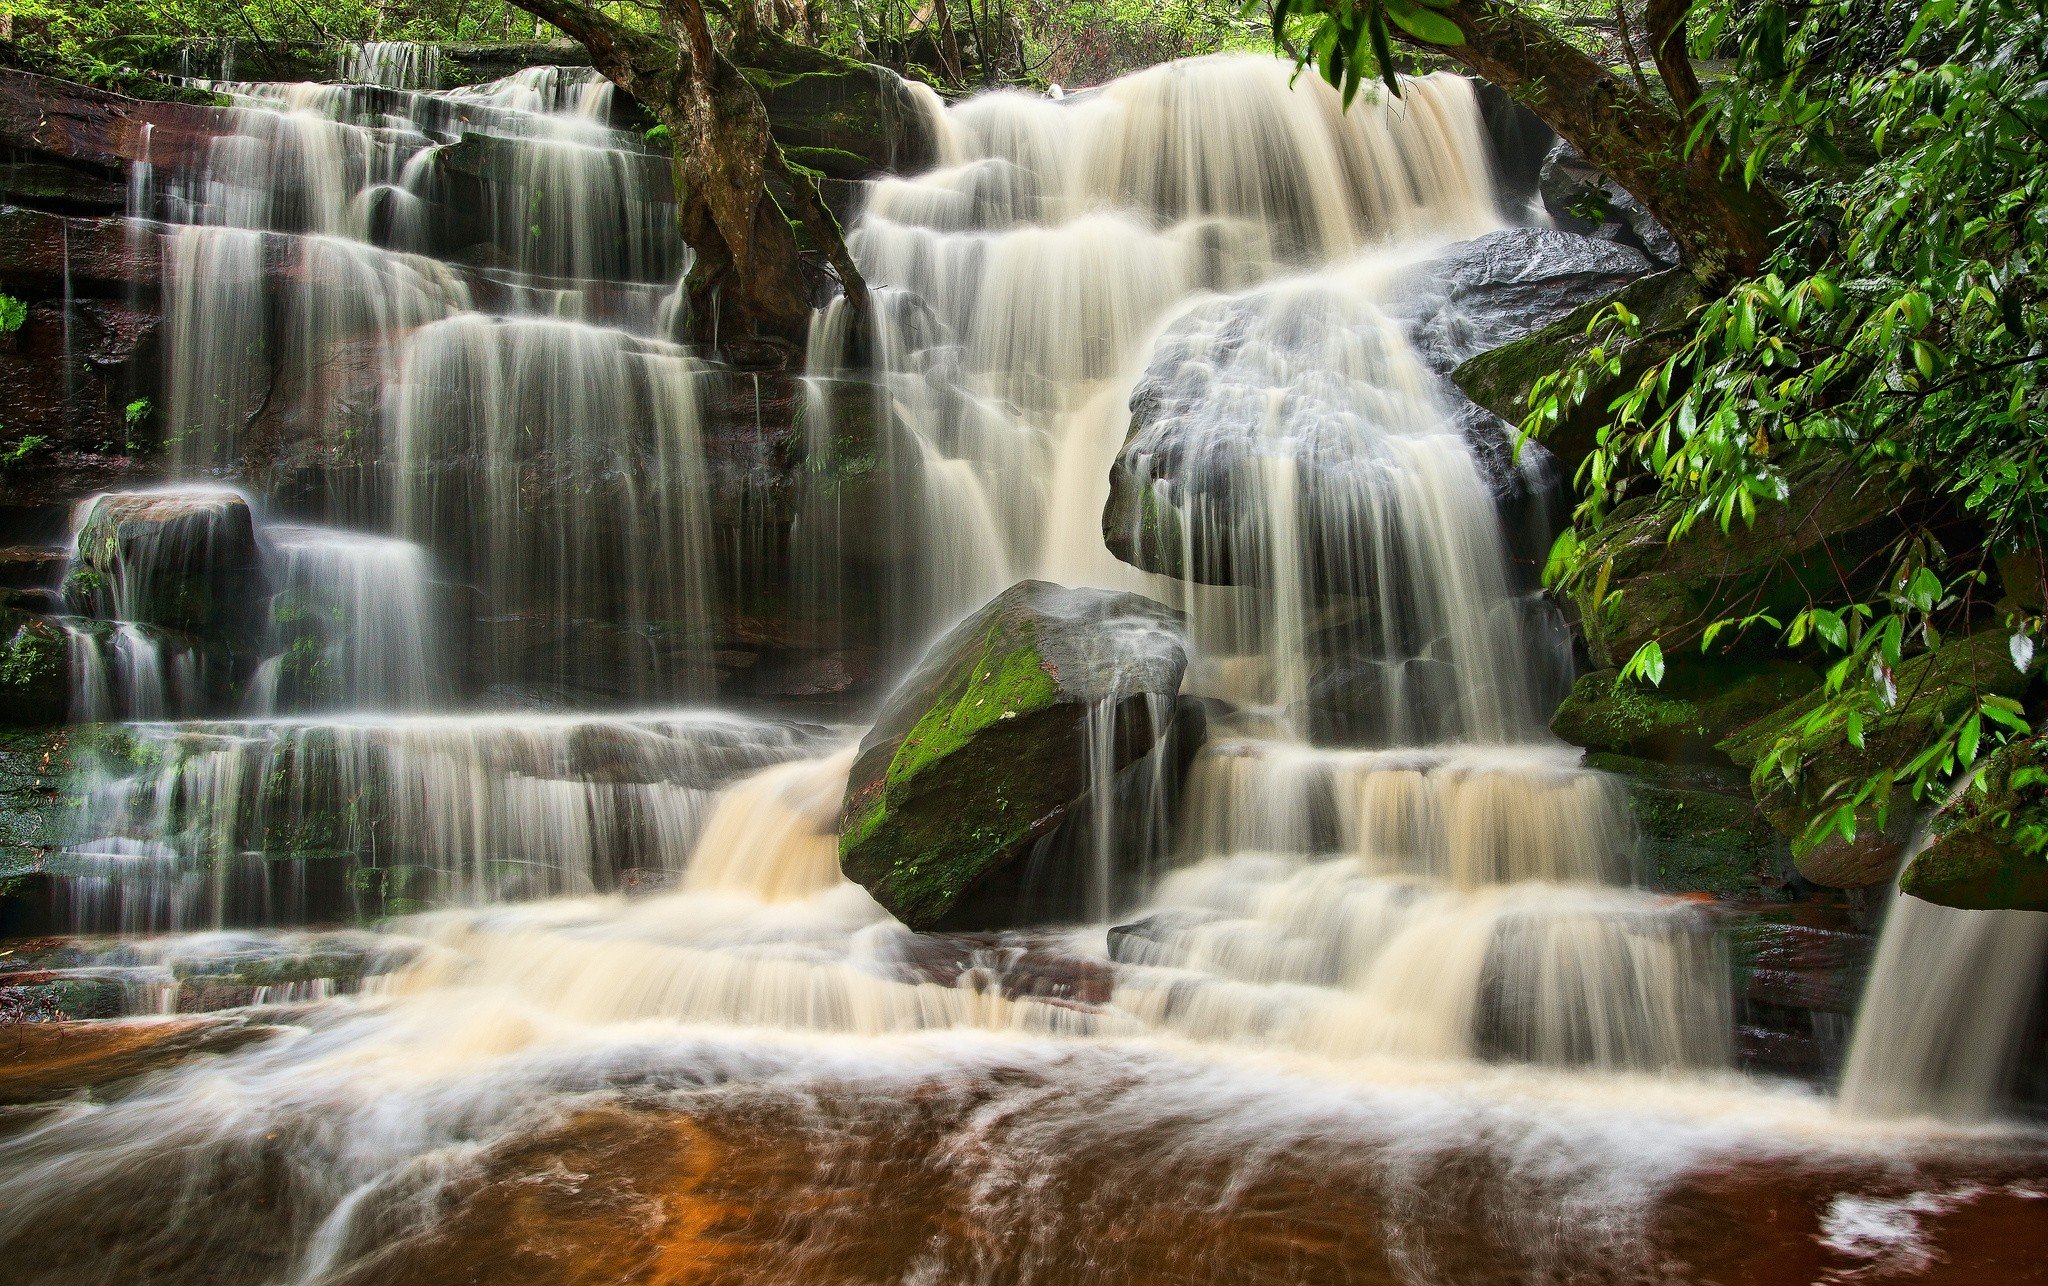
[1588,753,1790,897]
[1552,660,1817,760]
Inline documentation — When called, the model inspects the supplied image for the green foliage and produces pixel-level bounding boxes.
[0,294,25,335]
[1261,0,1464,104]
[1524,0,2047,854]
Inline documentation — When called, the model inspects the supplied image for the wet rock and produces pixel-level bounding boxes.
[1389,227,1651,375]
[1451,267,1704,477]
[62,488,264,646]
[0,546,67,590]
[1538,138,1681,270]
[1723,628,2044,888]
[839,579,1187,930]
[743,36,940,178]
[1900,735,2048,912]
[0,68,224,181]
[1106,288,1497,585]
[0,606,70,724]
[0,1015,281,1106]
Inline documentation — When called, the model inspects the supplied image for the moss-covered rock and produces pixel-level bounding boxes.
[1586,753,1791,898]
[839,580,1187,929]
[1568,454,1899,671]
[740,34,938,179]
[1551,660,1818,763]
[0,608,71,725]
[1722,628,2045,889]
[1899,736,2048,912]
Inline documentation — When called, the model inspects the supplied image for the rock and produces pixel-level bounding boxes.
[1538,138,1680,269]
[1586,753,1791,899]
[1451,268,1704,477]
[0,67,224,180]
[1471,81,1555,219]
[62,488,263,645]
[0,1015,281,1107]
[1568,454,1900,671]
[1104,287,1500,586]
[1551,660,1819,763]
[434,129,672,199]
[1722,628,2045,888]
[0,607,70,724]
[0,546,67,589]
[1388,227,1651,375]
[0,205,166,298]
[1900,736,2048,912]
[839,580,1187,929]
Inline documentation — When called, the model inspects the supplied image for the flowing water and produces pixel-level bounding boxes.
[3,50,2044,1284]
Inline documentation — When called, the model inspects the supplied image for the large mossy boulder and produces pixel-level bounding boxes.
[839,580,1188,929]
[61,488,262,645]
[1899,736,2048,912]
[1567,455,1899,671]
[1722,628,2045,889]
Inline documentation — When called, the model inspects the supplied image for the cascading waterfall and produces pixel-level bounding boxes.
[250,525,446,713]
[58,712,826,933]
[7,49,2046,1286]
[1840,887,2048,1120]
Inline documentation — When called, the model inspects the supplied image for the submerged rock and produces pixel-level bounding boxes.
[1900,735,2048,913]
[838,580,1187,930]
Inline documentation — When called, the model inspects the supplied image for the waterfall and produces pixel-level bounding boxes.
[1839,890,2048,1119]
[251,525,446,713]
[58,712,825,932]
[8,50,2043,1283]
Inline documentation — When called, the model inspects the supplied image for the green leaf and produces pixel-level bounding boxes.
[1381,0,1463,44]
[1623,640,1666,687]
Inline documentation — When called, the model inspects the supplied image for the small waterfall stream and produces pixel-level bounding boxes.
[2,48,2043,1285]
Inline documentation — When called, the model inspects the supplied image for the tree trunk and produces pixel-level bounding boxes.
[1374,1,1782,284]
[507,0,867,348]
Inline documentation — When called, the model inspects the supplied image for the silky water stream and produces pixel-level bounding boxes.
[1,50,2044,1286]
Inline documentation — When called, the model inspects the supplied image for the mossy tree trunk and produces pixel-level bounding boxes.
[507,0,868,349]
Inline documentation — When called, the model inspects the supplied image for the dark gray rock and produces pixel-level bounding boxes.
[1538,138,1681,270]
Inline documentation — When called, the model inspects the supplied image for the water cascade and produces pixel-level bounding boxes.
[3,50,2044,1285]
[1840,888,2048,1120]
